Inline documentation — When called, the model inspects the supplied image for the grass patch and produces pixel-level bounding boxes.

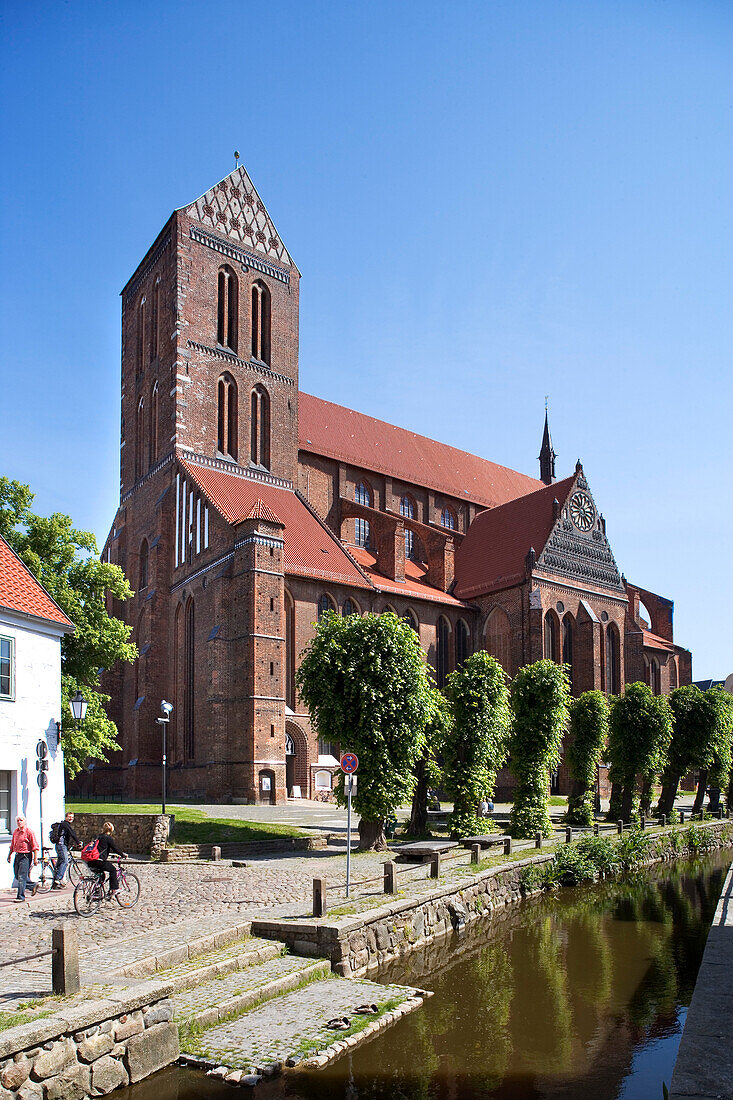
[0,1008,54,1032]
[290,995,406,1060]
[67,802,307,845]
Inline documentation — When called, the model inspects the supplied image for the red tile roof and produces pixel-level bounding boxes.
[246,499,282,523]
[349,547,467,607]
[0,536,74,629]
[298,393,544,509]
[640,628,676,653]
[179,459,372,589]
[454,476,575,599]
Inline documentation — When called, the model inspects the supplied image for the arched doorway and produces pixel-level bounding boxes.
[285,722,308,797]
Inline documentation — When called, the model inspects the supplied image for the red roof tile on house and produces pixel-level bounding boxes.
[0,536,74,629]
[298,393,544,509]
[454,477,575,599]
[349,547,468,607]
[246,499,282,524]
[179,459,373,589]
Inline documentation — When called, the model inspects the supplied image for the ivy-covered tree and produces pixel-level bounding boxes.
[566,690,609,827]
[406,688,451,838]
[0,477,137,777]
[658,686,732,815]
[296,611,433,850]
[606,682,673,823]
[509,660,571,838]
[442,651,512,838]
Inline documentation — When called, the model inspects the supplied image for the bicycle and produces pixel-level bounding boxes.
[36,846,84,892]
[73,859,141,916]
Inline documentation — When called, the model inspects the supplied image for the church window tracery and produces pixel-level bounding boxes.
[441,507,456,530]
[354,518,371,548]
[562,616,574,688]
[606,623,620,694]
[250,385,270,468]
[355,482,371,507]
[217,373,238,460]
[135,396,145,480]
[251,280,271,364]
[151,278,161,360]
[137,297,146,379]
[317,593,335,621]
[149,381,159,465]
[217,266,238,352]
[544,612,559,662]
[455,619,470,668]
[184,598,195,759]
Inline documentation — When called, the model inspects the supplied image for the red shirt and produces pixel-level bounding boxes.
[10,826,39,855]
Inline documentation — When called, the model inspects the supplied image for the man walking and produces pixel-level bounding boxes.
[7,815,40,902]
[52,812,79,889]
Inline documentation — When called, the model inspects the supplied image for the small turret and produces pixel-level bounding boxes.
[538,410,556,485]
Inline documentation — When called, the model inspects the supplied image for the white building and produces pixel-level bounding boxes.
[0,536,74,889]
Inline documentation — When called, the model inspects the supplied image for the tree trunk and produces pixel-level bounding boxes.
[358,818,388,851]
[406,757,429,838]
[727,774,733,816]
[693,769,708,815]
[657,770,681,816]
[640,778,653,817]
[620,782,635,824]
[607,782,622,820]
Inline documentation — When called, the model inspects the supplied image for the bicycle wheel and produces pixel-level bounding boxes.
[116,871,140,909]
[67,859,83,887]
[74,876,103,916]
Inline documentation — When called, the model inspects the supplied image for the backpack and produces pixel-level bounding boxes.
[49,822,62,844]
[80,839,100,862]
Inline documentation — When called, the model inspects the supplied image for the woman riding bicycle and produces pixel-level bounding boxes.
[85,822,127,899]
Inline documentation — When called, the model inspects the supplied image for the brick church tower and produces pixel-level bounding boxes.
[98,165,301,801]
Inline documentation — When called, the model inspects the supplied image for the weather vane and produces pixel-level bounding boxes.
[234,150,240,168]
[544,394,549,411]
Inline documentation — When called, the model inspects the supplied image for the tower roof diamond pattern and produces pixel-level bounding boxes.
[183,165,293,267]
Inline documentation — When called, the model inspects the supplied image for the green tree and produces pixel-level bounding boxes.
[508,660,571,838]
[0,477,137,777]
[296,610,433,849]
[566,690,609,827]
[606,682,673,823]
[442,651,511,838]
[406,688,451,838]
[658,686,733,815]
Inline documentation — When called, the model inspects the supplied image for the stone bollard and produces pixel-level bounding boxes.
[535,833,543,849]
[660,814,666,828]
[211,846,221,861]
[470,844,481,865]
[430,852,440,879]
[593,822,600,836]
[565,827,572,844]
[617,820,624,835]
[679,810,685,823]
[159,849,172,863]
[384,860,397,895]
[640,816,646,831]
[52,927,80,996]
[503,837,512,856]
[313,876,327,918]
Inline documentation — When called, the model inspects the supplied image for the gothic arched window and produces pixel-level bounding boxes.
[184,597,195,759]
[250,385,270,468]
[139,540,149,590]
[251,280,271,364]
[354,518,371,548]
[149,381,159,466]
[648,657,661,695]
[485,608,511,673]
[151,278,161,360]
[400,495,415,519]
[342,598,359,617]
[137,297,146,379]
[285,590,295,710]
[436,616,451,688]
[217,374,238,460]
[606,623,620,694]
[544,612,559,662]
[441,507,456,530]
[455,619,470,668]
[317,594,335,622]
[135,396,145,479]
[355,482,372,507]
[562,616,574,688]
[403,609,419,633]
[217,266,238,352]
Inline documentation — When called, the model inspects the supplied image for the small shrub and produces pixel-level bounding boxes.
[553,844,596,885]
[616,826,652,871]
[685,823,716,853]
[576,833,620,877]
[668,808,680,826]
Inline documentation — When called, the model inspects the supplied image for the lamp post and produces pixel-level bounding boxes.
[156,701,173,815]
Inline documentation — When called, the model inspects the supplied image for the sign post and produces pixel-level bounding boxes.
[36,740,48,884]
[340,753,359,897]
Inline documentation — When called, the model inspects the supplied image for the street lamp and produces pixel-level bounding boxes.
[156,701,173,815]
[69,692,88,724]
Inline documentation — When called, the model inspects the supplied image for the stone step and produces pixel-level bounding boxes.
[179,974,427,1075]
[174,954,330,1029]
[155,936,284,994]
[87,916,252,982]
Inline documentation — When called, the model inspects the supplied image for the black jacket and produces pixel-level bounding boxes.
[93,835,124,860]
[57,821,80,847]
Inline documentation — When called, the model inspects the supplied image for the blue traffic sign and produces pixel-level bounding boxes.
[340,752,359,774]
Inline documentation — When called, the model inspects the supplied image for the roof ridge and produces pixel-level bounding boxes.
[245,498,282,524]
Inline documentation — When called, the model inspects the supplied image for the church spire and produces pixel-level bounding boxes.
[538,408,556,485]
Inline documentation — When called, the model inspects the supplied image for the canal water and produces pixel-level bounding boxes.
[118,851,731,1100]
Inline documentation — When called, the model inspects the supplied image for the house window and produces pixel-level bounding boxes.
[251,280,271,364]
[217,374,238,459]
[250,385,270,468]
[0,770,10,833]
[441,507,456,530]
[318,738,338,758]
[354,518,371,548]
[355,482,371,507]
[217,266,238,352]
[437,616,451,689]
[0,636,14,700]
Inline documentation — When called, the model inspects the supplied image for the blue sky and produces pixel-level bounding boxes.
[1,0,730,678]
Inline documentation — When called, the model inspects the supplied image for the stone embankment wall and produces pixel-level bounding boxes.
[160,835,327,861]
[0,981,178,1099]
[71,814,172,858]
[253,820,733,979]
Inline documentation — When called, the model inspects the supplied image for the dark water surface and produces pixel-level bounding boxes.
[119,851,731,1100]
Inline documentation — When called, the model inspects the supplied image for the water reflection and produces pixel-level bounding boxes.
[127,853,730,1100]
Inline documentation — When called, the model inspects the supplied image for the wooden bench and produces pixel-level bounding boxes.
[460,834,511,850]
[394,840,459,863]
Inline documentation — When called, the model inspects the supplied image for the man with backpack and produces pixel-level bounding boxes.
[51,812,80,889]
